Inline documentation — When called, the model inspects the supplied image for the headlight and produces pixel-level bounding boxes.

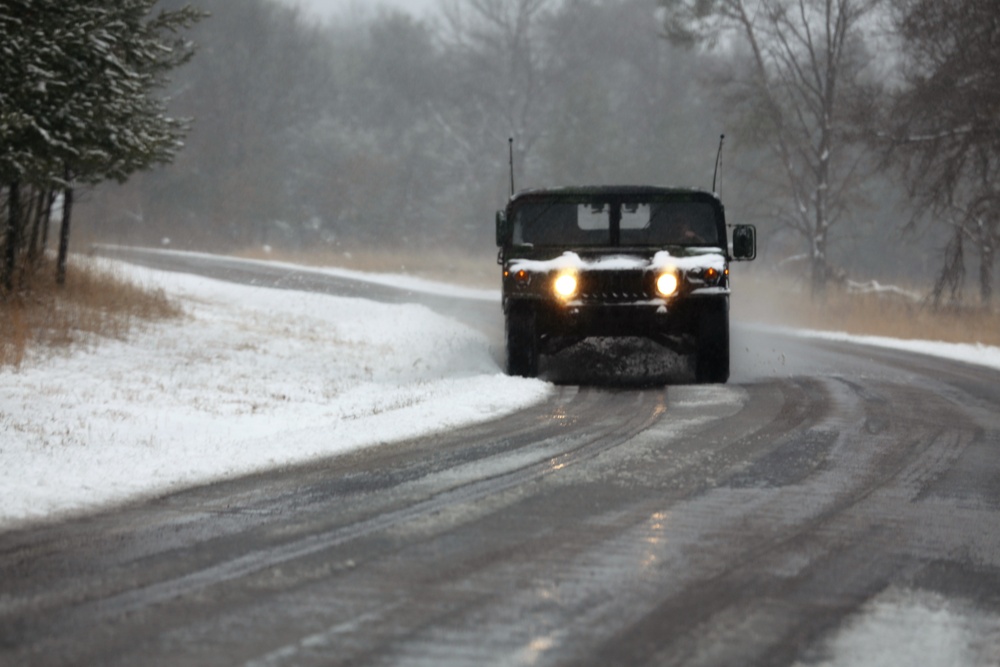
[656,272,679,297]
[553,273,578,299]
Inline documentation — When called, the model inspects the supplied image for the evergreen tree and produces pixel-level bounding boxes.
[0,0,203,291]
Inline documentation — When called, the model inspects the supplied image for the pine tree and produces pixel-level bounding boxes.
[0,0,204,291]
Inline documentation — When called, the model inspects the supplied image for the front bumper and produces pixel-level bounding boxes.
[525,293,725,339]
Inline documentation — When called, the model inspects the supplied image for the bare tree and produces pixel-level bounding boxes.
[882,0,1000,307]
[439,0,554,197]
[540,0,720,187]
[661,0,883,296]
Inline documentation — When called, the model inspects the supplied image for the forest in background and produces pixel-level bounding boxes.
[55,0,1000,305]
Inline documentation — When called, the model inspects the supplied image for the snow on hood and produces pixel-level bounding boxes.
[509,250,726,274]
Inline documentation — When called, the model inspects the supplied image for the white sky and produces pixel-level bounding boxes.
[279,0,443,20]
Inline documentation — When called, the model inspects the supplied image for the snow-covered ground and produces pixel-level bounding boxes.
[3,254,1000,532]
[787,327,1000,373]
[0,258,552,529]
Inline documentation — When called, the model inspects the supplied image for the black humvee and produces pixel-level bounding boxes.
[496,186,756,383]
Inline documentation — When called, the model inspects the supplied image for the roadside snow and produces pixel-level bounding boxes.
[787,328,1000,373]
[0,261,550,529]
[799,587,1000,667]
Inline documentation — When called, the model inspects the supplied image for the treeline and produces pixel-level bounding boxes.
[81,0,722,253]
[0,0,203,295]
[70,0,1000,305]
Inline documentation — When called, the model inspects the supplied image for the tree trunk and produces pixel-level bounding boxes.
[3,181,20,294]
[56,184,73,287]
[932,227,965,307]
[980,235,994,308]
[810,207,830,300]
[41,190,54,252]
[810,251,827,299]
[811,182,830,299]
[27,187,48,264]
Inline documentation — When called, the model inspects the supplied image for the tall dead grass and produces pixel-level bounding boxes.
[0,258,181,368]
[734,274,1000,347]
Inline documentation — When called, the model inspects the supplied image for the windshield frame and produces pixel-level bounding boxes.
[507,189,726,249]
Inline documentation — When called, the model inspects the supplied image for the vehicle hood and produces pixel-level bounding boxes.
[508,248,726,274]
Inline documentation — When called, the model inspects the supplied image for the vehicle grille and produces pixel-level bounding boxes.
[578,271,652,303]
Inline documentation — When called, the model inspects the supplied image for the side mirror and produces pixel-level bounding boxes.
[495,210,509,246]
[731,224,756,261]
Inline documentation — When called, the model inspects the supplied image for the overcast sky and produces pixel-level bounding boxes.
[279,0,442,20]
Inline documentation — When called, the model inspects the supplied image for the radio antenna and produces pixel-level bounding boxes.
[712,134,725,195]
[508,137,515,196]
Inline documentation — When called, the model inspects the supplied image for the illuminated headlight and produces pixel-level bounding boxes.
[656,272,679,297]
[553,273,578,299]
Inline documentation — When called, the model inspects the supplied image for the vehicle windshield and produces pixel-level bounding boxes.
[511,199,721,247]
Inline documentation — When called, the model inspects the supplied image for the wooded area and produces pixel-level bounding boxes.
[4,0,1000,306]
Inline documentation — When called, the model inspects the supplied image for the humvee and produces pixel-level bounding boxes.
[495,186,756,383]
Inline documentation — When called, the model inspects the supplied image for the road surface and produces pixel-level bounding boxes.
[2,247,999,666]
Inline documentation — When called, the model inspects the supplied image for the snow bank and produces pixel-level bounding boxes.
[0,263,551,529]
[802,587,1000,667]
[789,328,1000,373]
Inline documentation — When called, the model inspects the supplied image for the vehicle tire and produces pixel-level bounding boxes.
[694,298,730,384]
[505,303,539,378]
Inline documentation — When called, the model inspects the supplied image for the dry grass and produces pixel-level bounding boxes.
[734,274,1000,347]
[0,258,181,368]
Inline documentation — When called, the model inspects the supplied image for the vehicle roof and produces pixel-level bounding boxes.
[508,185,721,203]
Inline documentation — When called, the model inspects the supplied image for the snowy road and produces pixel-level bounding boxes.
[3,248,1000,665]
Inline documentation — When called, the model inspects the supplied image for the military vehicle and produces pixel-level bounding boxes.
[495,185,756,382]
